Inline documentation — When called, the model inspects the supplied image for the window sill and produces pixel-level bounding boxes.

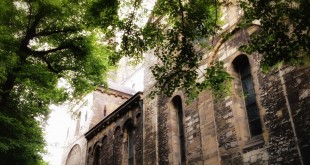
[243,135,264,152]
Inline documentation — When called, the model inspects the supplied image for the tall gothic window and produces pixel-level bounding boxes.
[172,96,186,164]
[233,55,262,137]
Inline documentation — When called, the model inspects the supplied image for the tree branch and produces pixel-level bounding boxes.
[178,0,186,34]
[29,43,80,57]
[20,8,45,58]
[36,28,78,37]
[41,56,61,74]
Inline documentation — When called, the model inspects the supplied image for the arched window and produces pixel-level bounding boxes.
[101,136,108,165]
[113,127,122,165]
[233,55,262,137]
[127,122,134,165]
[93,146,100,165]
[75,112,81,135]
[172,96,186,164]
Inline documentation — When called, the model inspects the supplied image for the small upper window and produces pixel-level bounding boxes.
[103,105,107,117]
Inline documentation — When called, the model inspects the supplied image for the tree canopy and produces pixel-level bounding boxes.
[239,0,309,71]
[0,0,116,163]
[0,0,309,164]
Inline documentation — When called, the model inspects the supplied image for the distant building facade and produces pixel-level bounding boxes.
[61,83,136,165]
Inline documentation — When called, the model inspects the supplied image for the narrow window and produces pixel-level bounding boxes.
[233,55,262,137]
[113,127,122,165]
[75,112,81,135]
[93,146,100,165]
[101,136,108,165]
[172,96,186,164]
[103,105,107,117]
[128,124,134,165]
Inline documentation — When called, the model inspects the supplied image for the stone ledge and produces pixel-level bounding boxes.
[243,135,265,152]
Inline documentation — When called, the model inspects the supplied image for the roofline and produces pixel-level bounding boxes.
[84,92,143,140]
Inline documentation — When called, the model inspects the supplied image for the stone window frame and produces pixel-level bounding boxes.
[167,93,187,165]
[229,54,265,149]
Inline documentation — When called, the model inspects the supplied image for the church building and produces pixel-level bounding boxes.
[62,2,310,165]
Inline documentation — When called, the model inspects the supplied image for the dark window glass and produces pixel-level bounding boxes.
[172,96,186,165]
[128,125,134,165]
[103,106,107,117]
[93,147,100,165]
[233,55,262,137]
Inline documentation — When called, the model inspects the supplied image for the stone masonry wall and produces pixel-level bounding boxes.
[198,91,220,165]
[258,65,310,165]
[143,93,158,165]
[214,96,242,165]
[157,94,169,165]
[184,96,203,165]
[284,66,310,165]
[259,66,300,165]
[242,148,268,165]
[86,105,142,165]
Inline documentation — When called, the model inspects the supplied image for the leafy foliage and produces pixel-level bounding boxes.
[239,0,310,71]
[146,0,232,98]
[0,0,117,164]
[1,0,309,163]
[118,0,231,98]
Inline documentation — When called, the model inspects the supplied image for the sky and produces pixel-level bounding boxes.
[43,104,71,165]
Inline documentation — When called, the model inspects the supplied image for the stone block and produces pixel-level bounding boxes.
[250,155,257,163]
[226,130,233,137]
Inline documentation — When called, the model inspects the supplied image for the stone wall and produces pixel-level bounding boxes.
[62,137,88,165]
[284,66,310,165]
[198,91,220,165]
[259,65,310,165]
[143,92,159,165]
[157,94,169,165]
[86,100,142,165]
[62,87,133,165]
[184,96,203,165]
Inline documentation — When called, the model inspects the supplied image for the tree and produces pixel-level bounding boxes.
[121,0,309,98]
[0,0,117,164]
[119,0,232,99]
[239,0,309,71]
[1,0,308,163]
